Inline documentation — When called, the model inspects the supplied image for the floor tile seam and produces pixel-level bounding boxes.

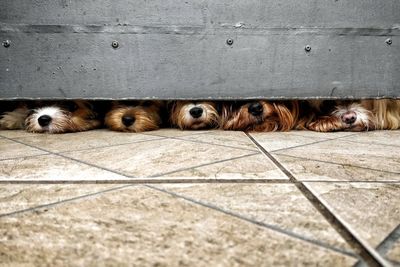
[298,180,400,184]
[0,152,51,162]
[0,137,168,161]
[142,130,212,138]
[338,139,400,148]
[145,184,358,258]
[376,224,400,256]
[0,179,295,184]
[0,184,134,218]
[274,153,400,176]
[1,135,138,179]
[56,136,169,153]
[245,132,390,267]
[143,132,260,153]
[0,135,272,185]
[149,152,261,178]
[267,133,363,153]
[353,224,400,267]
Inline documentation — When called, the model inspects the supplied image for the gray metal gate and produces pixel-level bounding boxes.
[1,0,399,100]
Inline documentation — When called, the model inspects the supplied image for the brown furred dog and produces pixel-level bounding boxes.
[0,101,30,130]
[25,100,101,133]
[169,101,220,130]
[372,99,400,130]
[297,100,376,132]
[105,101,164,132]
[221,100,299,131]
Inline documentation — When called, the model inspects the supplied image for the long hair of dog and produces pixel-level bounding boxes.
[0,102,30,130]
[169,101,220,130]
[300,100,376,132]
[105,101,164,132]
[372,99,400,130]
[221,101,299,131]
[25,101,101,133]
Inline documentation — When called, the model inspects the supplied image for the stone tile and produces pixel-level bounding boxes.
[0,130,39,139]
[0,138,46,160]
[0,184,118,215]
[274,154,400,182]
[274,139,400,175]
[13,129,162,153]
[159,183,352,252]
[62,138,259,177]
[386,240,400,262]
[250,131,330,152]
[340,130,400,147]
[287,131,356,139]
[166,154,287,180]
[178,130,259,151]
[0,154,126,180]
[304,183,400,249]
[143,128,210,137]
[0,186,356,266]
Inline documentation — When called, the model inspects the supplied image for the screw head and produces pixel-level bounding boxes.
[111,40,119,48]
[305,45,311,52]
[3,40,11,48]
[386,38,392,45]
[226,38,234,46]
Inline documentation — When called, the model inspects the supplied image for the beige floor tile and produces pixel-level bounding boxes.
[62,139,259,177]
[166,154,287,180]
[0,130,39,139]
[305,182,400,262]
[274,139,400,176]
[286,131,356,139]
[0,138,46,160]
[340,130,400,146]
[13,129,162,153]
[249,131,330,152]
[0,184,119,215]
[159,183,352,252]
[177,131,259,151]
[387,240,400,262]
[0,154,126,180]
[143,128,211,137]
[275,154,400,182]
[0,186,356,266]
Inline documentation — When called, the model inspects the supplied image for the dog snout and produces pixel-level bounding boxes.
[122,116,135,126]
[248,102,263,116]
[189,107,203,118]
[38,115,52,127]
[341,111,357,124]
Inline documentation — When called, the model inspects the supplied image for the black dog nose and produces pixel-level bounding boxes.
[38,115,52,127]
[248,102,263,116]
[122,116,135,126]
[190,107,203,118]
[341,111,357,124]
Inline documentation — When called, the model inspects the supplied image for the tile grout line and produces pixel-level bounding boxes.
[245,132,391,267]
[0,131,365,259]
[150,152,261,177]
[0,137,169,162]
[0,130,391,262]
[275,153,400,176]
[0,152,51,162]
[353,224,400,267]
[375,224,400,256]
[146,184,358,259]
[0,134,267,183]
[269,133,361,153]
[0,179,357,260]
[143,132,260,153]
[0,184,133,218]
[0,179,294,184]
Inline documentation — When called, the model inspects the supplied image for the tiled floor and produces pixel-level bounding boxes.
[0,129,399,266]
